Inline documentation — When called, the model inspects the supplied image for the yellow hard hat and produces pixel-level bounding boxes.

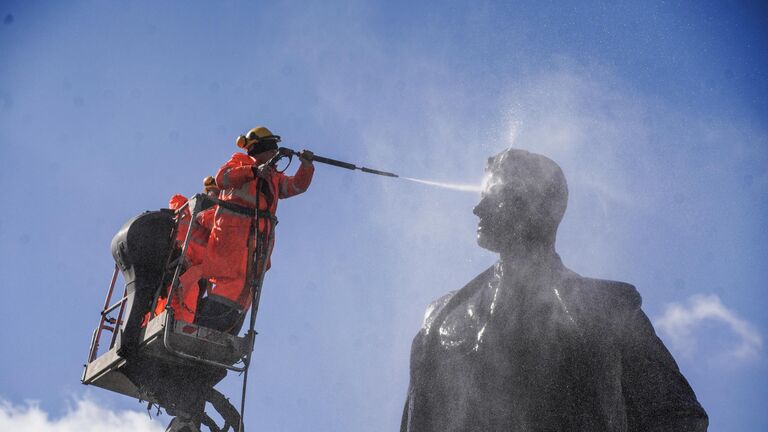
[203,176,217,192]
[236,126,281,149]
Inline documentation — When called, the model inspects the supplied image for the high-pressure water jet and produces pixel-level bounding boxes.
[400,177,482,193]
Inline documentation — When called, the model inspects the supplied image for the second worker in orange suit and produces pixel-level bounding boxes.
[151,177,220,324]
[196,126,314,334]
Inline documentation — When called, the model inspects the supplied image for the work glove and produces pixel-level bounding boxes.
[252,163,273,180]
[299,149,314,164]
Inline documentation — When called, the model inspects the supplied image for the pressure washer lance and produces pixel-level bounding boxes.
[266,147,399,178]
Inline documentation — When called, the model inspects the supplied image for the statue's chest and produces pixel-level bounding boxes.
[425,286,596,391]
[407,272,627,431]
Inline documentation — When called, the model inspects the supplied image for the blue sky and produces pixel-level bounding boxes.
[1,1,766,431]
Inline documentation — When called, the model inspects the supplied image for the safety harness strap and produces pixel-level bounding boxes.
[216,199,279,225]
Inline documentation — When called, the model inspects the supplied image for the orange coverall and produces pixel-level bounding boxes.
[155,195,215,323]
[205,153,314,310]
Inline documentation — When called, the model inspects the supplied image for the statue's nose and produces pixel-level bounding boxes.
[473,197,489,217]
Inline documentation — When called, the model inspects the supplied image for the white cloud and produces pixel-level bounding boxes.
[0,398,163,432]
[655,294,763,361]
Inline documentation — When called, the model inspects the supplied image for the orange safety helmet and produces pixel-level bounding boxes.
[235,126,281,150]
[168,194,188,210]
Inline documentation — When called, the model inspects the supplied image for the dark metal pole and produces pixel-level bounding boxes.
[238,181,272,432]
[282,148,400,178]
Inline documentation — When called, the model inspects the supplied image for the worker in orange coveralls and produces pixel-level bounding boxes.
[191,176,219,297]
[153,177,220,324]
[195,126,314,334]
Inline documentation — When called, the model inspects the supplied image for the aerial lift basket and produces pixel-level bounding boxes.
[82,194,249,430]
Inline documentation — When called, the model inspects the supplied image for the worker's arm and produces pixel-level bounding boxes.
[216,153,258,189]
[197,207,215,232]
[278,154,315,198]
[620,302,708,431]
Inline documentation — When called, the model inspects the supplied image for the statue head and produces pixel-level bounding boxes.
[473,149,568,254]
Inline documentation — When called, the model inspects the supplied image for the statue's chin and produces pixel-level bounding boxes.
[476,232,502,253]
[478,227,544,255]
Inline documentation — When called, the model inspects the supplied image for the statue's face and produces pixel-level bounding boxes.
[474,165,528,252]
[473,150,567,253]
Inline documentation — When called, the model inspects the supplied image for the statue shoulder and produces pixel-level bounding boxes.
[421,265,496,331]
[421,291,456,330]
[563,274,642,311]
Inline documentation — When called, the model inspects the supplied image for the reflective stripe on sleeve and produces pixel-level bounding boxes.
[219,170,233,188]
[231,185,257,205]
[290,181,306,194]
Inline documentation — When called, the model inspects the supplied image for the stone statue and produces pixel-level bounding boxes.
[401,149,708,431]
